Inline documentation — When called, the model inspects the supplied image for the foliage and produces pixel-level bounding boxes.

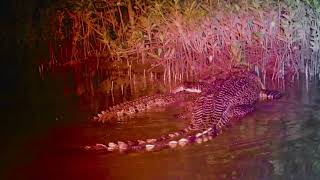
[39,0,320,84]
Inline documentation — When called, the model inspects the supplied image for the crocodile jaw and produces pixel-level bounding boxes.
[172,86,202,93]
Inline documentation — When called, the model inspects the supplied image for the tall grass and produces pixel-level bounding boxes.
[41,0,320,87]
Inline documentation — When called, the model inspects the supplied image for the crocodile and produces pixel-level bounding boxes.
[93,91,198,123]
[93,69,281,123]
[85,67,283,153]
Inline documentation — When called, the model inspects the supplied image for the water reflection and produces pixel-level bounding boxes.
[5,70,320,180]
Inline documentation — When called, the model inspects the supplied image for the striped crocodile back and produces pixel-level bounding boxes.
[84,69,284,154]
[190,71,263,130]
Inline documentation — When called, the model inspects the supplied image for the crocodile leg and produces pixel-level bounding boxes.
[231,105,255,120]
[216,104,255,130]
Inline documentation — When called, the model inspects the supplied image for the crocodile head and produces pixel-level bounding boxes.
[172,82,203,93]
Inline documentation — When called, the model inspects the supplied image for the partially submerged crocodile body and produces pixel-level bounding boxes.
[92,70,280,123]
[86,66,283,153]
[93,91,198,123]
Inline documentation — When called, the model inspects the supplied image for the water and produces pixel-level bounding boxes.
[3,68,320,180]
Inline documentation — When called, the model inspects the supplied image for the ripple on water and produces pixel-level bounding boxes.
[7,80,320,180]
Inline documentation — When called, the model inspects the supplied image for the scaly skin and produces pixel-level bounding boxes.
[85,68,283,153]
[92,64,282,123]
[174,82,282,102]
[93,91,196,123]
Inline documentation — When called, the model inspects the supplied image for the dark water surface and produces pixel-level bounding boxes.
[2,68,320,180]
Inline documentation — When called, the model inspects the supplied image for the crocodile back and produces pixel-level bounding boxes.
[85,68,284,154]
[190,71,263,130]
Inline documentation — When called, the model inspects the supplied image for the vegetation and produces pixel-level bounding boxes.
[37,0,320,90]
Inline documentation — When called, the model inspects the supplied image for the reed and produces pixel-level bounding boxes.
[39,0,320,86]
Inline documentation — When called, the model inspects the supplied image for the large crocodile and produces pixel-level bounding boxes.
[85,67,282,153]
[92,68,281,123]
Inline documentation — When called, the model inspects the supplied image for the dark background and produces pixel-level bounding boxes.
[0,1,73,176]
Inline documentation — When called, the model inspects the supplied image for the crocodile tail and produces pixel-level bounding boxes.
[93,92,189,123]
[84,126,221,153]
[84,126,193,153]
[259,89,283,101]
